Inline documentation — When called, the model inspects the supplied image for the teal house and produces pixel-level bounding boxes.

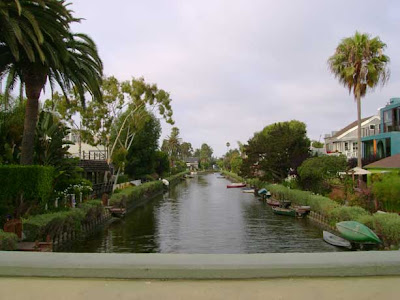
[362,98,400,160]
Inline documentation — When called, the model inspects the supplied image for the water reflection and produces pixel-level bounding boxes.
[62,173,341,253]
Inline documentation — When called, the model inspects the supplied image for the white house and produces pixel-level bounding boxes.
[324,115,380,160]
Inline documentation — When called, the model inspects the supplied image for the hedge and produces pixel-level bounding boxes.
[0,230,18,250]
[0,165,54,219]
[110,171,189,207]
[22,200,103,242]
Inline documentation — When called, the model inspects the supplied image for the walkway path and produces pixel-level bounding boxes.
[1,277,399,299]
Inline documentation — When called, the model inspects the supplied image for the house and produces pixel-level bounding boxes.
[362,98,400,160]
[324,115,380,160]
[363,153,400,172]
[65,131,113,197]
[185,157,199,170]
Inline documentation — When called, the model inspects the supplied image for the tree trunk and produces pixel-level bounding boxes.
[356,91,362,168]
[20,67,47,165]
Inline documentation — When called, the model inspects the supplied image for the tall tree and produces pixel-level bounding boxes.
[241,120,310,182]
[200,143,213,169]
[124,113,161,179]
[161,127,181,166]
[0,0,103,164]
[328,32,389,167]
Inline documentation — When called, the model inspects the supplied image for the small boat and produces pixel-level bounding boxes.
[323,231,352,249]
[272,206,309,218]
[109,207,126,218]
[242,188,255,193]
[272,206,296,217]
[258,188,267,195]
[266,199,280,207]
[336,221,381,244]
[227,183,246,188]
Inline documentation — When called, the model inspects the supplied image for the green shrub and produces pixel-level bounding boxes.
[0,165,54,220]
[220,170,244,183]
[297,155,347,194]
[22,200,103,241]
[110,181,163,207]
[372,173,400,212]
[0,230,18,250]
[328,206,369,224]
[369,213,400,247]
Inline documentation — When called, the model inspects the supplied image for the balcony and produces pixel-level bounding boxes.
[82,150,108,160]
[362,121,400,138]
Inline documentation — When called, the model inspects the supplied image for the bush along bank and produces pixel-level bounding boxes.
[22,200,110,250]
[110,171,189,210]
[0,230,18,250]
[249,180,400,249]
[220,170,245,183]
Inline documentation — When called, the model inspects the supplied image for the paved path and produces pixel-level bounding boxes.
[1,277,399,300]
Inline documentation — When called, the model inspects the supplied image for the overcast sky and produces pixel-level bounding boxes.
[65,0,400,156]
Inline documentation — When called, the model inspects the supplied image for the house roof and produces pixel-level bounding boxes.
[186,157,199,163]
[331,116,374,139]
[364,153,400,169]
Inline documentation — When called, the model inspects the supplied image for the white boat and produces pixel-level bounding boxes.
[323,231,352,249]
[242,189,255,193]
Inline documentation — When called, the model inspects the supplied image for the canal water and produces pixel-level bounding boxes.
[62,173,341,253]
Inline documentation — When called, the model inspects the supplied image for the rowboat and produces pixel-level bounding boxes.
[227,183,246,188]
[242,188,255,193]
[336,221,381,244]
[272,207,296,217]
[266,199,280,207]
[272,206,309,218]
[109,207,126,218]
[323,231,352,249]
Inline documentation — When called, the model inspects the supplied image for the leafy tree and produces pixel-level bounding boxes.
[200,143,213,170]
[124,113,161,179]
[241,120,310,182]
[297,155,347,194]
[328,32,389,167]
[47,76,174,186]
[311,140,324,148]
[0,0,103,165]
[161,127,181,166]
[154,151,170,177]
[180,142,193,160]
[0,97,25,164]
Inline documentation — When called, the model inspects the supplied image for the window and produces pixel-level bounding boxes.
[369,124,375,130]
[353,142,358,151]
[344,142,349,151]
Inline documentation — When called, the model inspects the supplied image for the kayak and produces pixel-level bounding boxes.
[323,231,352,249]
[336,221,381,244]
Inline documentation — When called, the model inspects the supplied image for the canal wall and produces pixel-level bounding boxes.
[1,251,400,279]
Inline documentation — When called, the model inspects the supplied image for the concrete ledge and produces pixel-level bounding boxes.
[1,251,400,279]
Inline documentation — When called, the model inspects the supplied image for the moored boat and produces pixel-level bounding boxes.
[336,221,381,244]
[266,199,280,207]
[272,206,296,217]
[109,207,126,218]
[242,188,255,193]
[323,231,352,249]
[227,183,246,188]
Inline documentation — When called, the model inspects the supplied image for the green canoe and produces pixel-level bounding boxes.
[336,221,381,244]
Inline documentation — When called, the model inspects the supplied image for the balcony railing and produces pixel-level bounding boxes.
[82,150,108,160]
[362,121,400,138]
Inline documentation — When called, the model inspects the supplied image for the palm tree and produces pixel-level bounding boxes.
[0,0,103,164]
[328,32,389,168]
